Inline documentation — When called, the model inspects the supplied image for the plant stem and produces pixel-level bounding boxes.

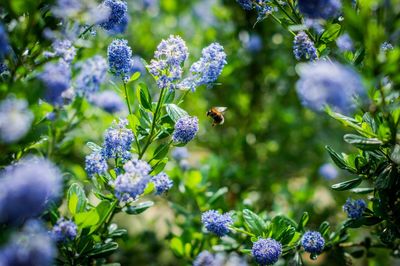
[272,0,298,24]
[78,24,95,38]
[270,14,296,36]
[123,81,132,115]
[139,87,167,159]
[230,226,255,237]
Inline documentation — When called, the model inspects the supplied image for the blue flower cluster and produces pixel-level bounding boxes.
[193,251,215,266]
[75,55,108,97]
[113,159,151,202]
[343,198,366,219]
[39,61,71,105]
[152,172,173,195]
[109,13,129,35]
[85,151,108,177]
[236,0,275,20]
[381,42,394,52]
[236,0,253,10]
[293,31,317,61]
[102,119,134,160]
[336,34,354,52]
[99,0,128,31]
[172,147,189,161]
[172,116,199,144]
[251,238,282,265]
[0,23,10,57]
[51,218,78,242]
[319,163,338,180]
[92,90,125,113]
[0,220,56,266]
[0,157,62,224]
[301,231,325,254]
[44,40,76,64]
[0,96,33,143]
[148,35,189,90]
[295,61,365,114]
[201,210,233,237]
[181,43,227,91]
[108,39,133,81]
[298,0,341,19]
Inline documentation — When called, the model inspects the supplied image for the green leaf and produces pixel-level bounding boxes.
[319,221,330,237]
[128,72,141,83]
[86,142,102,152]
[297,212,309,232]
[343,134,383,150]
[325,146,357,173]
[151,158,168,175]
[332,178,363,191]
[88,200,113,234]
[320,24,341,43]
[67,183,87,215]
[137,83,152,111]
[125,201,154,215]
[165,104,188,122]
[271,216,297,240]
[164,90,175,104]
[207,187,228,205]
[344,216,382,228]
[170,237,184,257]
[243,209,267,236]
[351,188,374,194]
[75,209,100,228]
[153,143,170,160]
[86,242,119,258]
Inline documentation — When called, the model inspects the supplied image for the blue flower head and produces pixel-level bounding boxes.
[113,159,151,202]
[336,34,354,52]
[102,119,134,160]
[301,231,325,254]
[295,61,365,114]
[201,210,233,237]
[0,220,56,266]
[108,39,133,81]
[51,218,78,242]
[39,61,71,105]
[0,23,11,57]
[251,238,282,265]
[148,35,189,90]
[0,157,62,224]
[44,40,76,64]
[380,42,394,52]
[193,251,215,266]
[298,0,341,19]
[236,0,253,10]
[85,151,108,177]
[343,198,366,219]
[109,14,130,35]
[319,163,338,180]
[172,147,189,161]
[180,43,227,91]
[75,55,108,97]
[0,96,33,143]
[152,172,173,195]
[172,116,199,144]
[293,31,318,61]
[255,1,275,20]
[91,90,125,113]
[99,0,128,31]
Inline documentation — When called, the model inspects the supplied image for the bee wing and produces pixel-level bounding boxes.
[214,107,227,113]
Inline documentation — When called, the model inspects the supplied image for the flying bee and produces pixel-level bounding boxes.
[206,107,227,126]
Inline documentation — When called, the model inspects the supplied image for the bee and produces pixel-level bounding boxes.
[206,107,227,126]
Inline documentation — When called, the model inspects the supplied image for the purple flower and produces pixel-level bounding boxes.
[151,172,173,195]
[201,210,233,237]
[293,31,317,61]
[251,238,282,265]
[172,116,199,144]
[51,218,78,242]
[343,198,366,219]
[301,231,325,254]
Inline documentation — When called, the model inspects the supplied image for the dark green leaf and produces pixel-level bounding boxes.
[243,209,267,236]
[351,188,374,194]
[332,178,363,191]
[297,212,309,232]
[207,187,228,205]
[153,143,170,160]
[343,134,383,150]
[165,104,188,122]
[125,201,154,215]
[137,83,152,111]
[350,250,364,258]
[319,221,330,237]
[325,146,356,173]
[86,242,118,258]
